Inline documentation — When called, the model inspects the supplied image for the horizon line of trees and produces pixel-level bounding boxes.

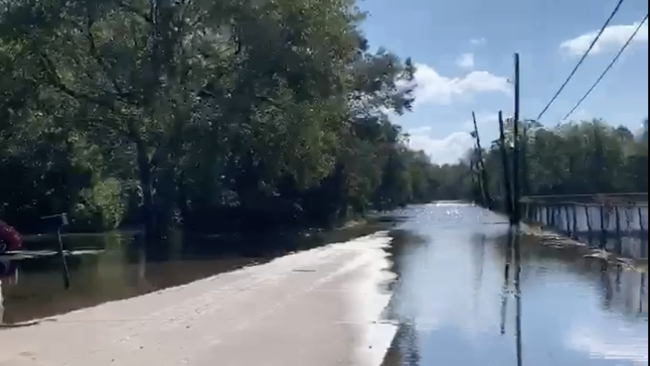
[0,0,446,238]
[431,118,649,203]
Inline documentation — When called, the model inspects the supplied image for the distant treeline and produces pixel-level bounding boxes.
[432,119,649,202]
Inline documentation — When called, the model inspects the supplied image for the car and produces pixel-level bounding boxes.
[0,219,23,255]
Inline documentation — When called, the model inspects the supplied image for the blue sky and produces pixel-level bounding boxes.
[358,0,649,164]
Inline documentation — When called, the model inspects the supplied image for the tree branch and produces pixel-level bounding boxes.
[36,51,137,140]
[119,2,153,24]
[85,12,127,97]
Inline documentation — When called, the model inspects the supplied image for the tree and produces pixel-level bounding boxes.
[0,0,443,241]
[427,119,649,201]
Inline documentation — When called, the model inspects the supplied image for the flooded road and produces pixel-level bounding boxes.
[530,203,648,259]
[382,203,648,366]
[1,203,648,365]
[0,223,388,325]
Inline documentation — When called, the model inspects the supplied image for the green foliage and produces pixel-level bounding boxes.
[0,0,440,235]
[430,119,649,201]
[72,178,126,231]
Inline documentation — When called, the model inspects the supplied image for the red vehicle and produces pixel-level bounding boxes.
[0,219,22,254]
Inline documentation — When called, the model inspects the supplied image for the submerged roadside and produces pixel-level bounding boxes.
[0,232,397,366]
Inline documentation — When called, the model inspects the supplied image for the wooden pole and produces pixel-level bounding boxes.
[513,228,522,366]
[500,228,514,335]
[638,206,645,232]
[572,206,578,239]
[512,53,521,224]
[468,156,481,203]
[599,205,607,249]
[615,206,621,237]
[57,228,71,289]
[564,206,571,235]
[498,111,513,218]
[472,112,492,209]
[521,120,529,199]
[640,273,646,314]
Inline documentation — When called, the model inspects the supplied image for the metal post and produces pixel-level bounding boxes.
[57,228,70,289]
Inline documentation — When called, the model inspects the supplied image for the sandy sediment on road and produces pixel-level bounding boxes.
[0,232,397,366]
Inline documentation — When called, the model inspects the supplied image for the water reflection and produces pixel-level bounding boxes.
[531,204,649,259]
[0,220,392,325]
[382,203,648,366]
[2,203,648,365]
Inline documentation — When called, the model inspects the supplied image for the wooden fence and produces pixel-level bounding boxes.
[520,193,648,258]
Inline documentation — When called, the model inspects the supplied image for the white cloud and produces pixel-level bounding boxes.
[461,112,499,129]
[407,113,499,165]
[411,63,510,106]
[456,53,475,70]
[407,128,475,165]
[560,20,648,56]
[470,37,486,46]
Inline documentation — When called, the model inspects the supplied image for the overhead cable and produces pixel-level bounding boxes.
[562,14,648,121]
[535,0,625,121]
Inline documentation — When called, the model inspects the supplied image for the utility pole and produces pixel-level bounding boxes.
[521,121,529,200]
[472,112,492,209]
[498,111,513,217]
[512,53,521,224]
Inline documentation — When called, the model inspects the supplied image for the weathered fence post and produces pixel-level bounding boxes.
[42,213,71,289]
[615,207,621,237]
[638,206,645,232]
[599,205,607,249]
[564,206,571,235]
[572,206,578,239]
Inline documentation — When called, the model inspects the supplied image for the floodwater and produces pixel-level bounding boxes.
[382,203,648,366]
[533,204,649,259]
[1,203,648,366]
[0,223,388,325]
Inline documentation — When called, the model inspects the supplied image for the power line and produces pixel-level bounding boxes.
[562,14,648,121]
[535,0,626,121]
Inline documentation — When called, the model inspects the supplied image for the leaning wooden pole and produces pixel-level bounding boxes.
[43,213,71,289]
[468,156,479,201]
[472,112,492,209]
[57,227,71,289]
[498,111,514,218]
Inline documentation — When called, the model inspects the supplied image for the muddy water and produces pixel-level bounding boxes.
[1,203,648,366]
[0,222,389,325]
[382,203,648,366]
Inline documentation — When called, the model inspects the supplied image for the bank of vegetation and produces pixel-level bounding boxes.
[0,0,444,239]
[430,119,649,202]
